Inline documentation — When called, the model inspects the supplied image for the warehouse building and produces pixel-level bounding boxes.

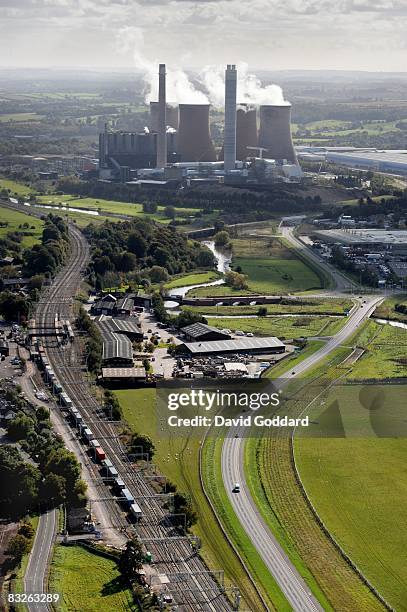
[181,336,285,356]
[181,322,232,342]
[326,150,407,175]
[313,229,407,254]
[97,317,143,342]
[99,329,133,367]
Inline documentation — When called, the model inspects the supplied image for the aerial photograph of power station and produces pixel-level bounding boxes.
[0,1,406,611]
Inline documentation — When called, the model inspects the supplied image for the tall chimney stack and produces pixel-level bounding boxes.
[224,64,237,172]
[156,63,167,168]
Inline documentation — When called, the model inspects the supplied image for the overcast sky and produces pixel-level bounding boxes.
[0,0,406,72]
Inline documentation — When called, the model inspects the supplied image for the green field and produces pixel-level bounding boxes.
[114,388,265,611]
[0,178,34,197]
[295,439,407,610]
[165,270,220,290]
[0,205,44,248]
[348,320,407,379]
[36,195,199,222]
[207,315,346,339]
[188,236,323,297]
[183,298,353,317]
[374,294,407,323]
[49,545,135,611]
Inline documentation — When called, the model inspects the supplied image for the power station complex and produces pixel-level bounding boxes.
[99,64,302,184]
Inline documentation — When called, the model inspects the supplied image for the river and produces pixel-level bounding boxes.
[164,240,232,309]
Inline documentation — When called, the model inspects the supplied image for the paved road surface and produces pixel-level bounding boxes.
[221,229,382,611]
[23,509,57,611]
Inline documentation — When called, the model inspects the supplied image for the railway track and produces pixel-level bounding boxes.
[35,222,233,611]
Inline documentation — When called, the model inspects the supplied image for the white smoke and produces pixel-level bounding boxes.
[118,28,287,107]
[117,27,208,104]
[201,62,290,107]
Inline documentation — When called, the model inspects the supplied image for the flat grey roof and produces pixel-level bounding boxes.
[184,336,284,354]
[327,150,407,165]
[315,229,407,245]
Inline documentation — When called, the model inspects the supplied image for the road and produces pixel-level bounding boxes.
[23,509,57,612]
[221,225,383,611]
[279,224,356,293]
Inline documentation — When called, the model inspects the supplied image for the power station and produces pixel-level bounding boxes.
[98,63,302,184]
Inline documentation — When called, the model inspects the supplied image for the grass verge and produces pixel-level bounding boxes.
[49,544,135,611]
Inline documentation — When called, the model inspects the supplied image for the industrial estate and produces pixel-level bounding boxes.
[0,33,407,612]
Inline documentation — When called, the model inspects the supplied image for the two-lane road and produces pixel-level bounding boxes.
[221,267,382,609]
[23,508,57,611]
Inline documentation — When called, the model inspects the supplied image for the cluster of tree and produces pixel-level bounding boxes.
[395,303,407,316]
[1,411,86,520]
[0,223,38,260]
[76,306,103,373]
[103,389,122,420]
[127,432,155,461]
[23,214,70,277]
[224,270,249,291]
[152,294,207,331]
[5,521,35,570]
[340,191,407,223]
[83,217,215,290]
[57,176,324,217]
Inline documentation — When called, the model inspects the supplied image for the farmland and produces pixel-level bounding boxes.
[0,178,34,197]
[295,439,407,610]
[49,545,136,611]
[0,205,44,248]
[35,194,200,222]
[188,236,323,296]
[165,270,220,290]
[114,387,265,611]
[207,315,346,339]
[348,320,407,379]
[183,298,353,317]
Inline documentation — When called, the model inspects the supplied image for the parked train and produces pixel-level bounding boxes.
[35,346,143,521]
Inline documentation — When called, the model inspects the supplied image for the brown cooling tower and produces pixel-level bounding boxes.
[150,102,179,132]
[258,105,297,164]
[177,104,216,162]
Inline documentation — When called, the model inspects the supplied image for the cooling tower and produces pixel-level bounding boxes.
[156,64,167,168]
[258,105,297,164]
[224,64,237,172]
[150,102,179,132]
[177,104,216,162]
[218,103,257,161]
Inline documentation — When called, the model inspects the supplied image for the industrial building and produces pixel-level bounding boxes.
[313,229,407,253]
[101,332,133,367]
[181,336,285,356]
[326,150,407,175]
[98,63,301,182]
[180,322,232,342]
[97,317,143,342]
